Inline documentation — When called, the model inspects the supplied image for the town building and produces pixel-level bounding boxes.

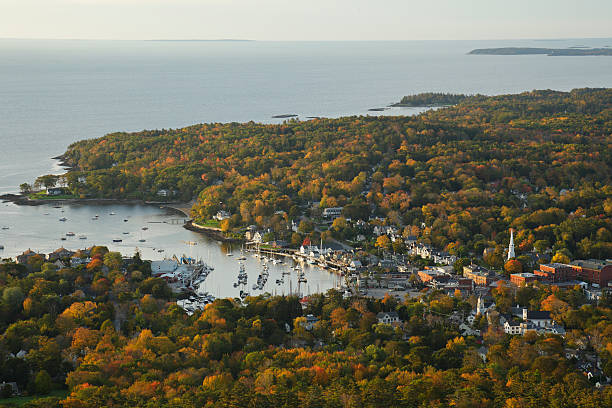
[463,264,495,286]
[534,259,612,287]
[534,263,574,282]
[510,272,538,286]
[569,260,612,287]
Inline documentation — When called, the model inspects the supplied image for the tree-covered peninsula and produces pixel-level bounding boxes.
[49,88,612,262]
[392,92,472,107]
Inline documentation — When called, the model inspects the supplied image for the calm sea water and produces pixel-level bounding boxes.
[1,39,611,295]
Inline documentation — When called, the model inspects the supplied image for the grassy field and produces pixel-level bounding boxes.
[194,219,221,228]
[27,192,78,200]
[0,390,68,407]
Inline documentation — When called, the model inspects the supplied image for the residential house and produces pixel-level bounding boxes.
[16,249,42,265]
[300,314,319,331]
[214,210,231,221]
[48,247,75,262]
[322,207,343,219]
[376,311,400,325]
[46,187,65,196]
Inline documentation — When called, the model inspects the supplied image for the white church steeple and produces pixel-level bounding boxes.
[507,228,515,260]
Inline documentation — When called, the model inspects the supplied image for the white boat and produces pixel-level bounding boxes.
[66,232,75,236]
[109,212,116,215]
[237,256,246,260]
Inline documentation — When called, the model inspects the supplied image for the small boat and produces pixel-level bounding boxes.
[123,219,128,222]
[157,249,164,253]
[79,236,87,240]
[237,256,246,260]
[142,227,148,230]
[0,245,4,249]
[43,213,49,215]
[138,239,146,242]
[109,212,116,215]
[1,226,9,230]
[59,217,67,222]
[122,232,129,235]
[60,237,66,241]
[227,253,233,257]
[112,238,122,243]
[53,205,62,209]
[92,215,99,220]
[66,232,75,236]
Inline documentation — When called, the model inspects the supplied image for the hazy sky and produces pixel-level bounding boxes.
[1,0,611,41]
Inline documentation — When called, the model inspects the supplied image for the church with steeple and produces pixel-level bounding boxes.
[507,228,515,260]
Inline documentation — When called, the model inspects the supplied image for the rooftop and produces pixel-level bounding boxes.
[571,259,612,270]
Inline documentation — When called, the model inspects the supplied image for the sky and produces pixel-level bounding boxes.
[0,0,611,41]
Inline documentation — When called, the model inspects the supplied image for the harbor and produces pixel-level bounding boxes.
[0,201,342,303]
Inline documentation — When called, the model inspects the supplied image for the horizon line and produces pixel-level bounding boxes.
[1,36,612,43]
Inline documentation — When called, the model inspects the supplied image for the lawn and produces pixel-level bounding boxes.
[0,390,68,406]
[27,192,78,200]
[194,219,221,228]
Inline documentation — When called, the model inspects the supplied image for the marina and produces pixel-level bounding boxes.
[0,201,342,300]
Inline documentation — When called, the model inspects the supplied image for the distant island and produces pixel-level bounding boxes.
[271,113,298,118]
[148,39,253,42]
[469,47,612,56]
[391,92,473,107]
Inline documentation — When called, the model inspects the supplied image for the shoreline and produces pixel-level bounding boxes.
[183,220,241,243]
[0,193,190,208]
[0,192,242,243]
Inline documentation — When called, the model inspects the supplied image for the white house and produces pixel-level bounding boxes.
[522,310,552,328]
[376,311,400,325]
[214,210,231,221]
[322,207,343,218]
